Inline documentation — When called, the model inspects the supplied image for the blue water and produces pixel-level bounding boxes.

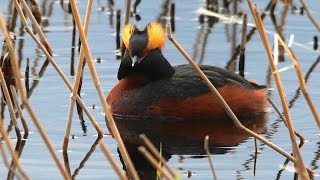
[0,0,319,179]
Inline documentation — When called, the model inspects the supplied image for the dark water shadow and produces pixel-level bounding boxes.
[113,113,267,179]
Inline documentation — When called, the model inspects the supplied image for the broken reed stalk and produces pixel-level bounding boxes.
[204,136,218,180]
[24,58,29,97]
[299,0,320,32]
[239,13,247,78]
[0,69,21,140]
[246,1,309,178]
[239,14,248,77]
[139,134,176,177]
[121,0,131,57]
[276,35,320,128]
[69,1,139,179]
[63,0,98,152]
[0,116,29,179]
[0,12,71,180]
[13,1,125,177]
[138,146,173,180]
[166,23,298,166]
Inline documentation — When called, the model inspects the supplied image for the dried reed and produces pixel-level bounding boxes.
[276,35,320,128]
[0,9,71,180]
[166,23,297,165]
[0,139,24,180]
[247,0,309,178]
[0,112,29,179]
[138,146,173,180]
[204,136,218,180]
[69,1,139,179]
[139,134,176,177]
[13,0,127,178]
[299,0,320,32]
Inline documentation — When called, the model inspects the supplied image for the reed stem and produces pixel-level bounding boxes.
[0,11,71,180]
[247,1,309,178]
[276,35,320,129]
[139,134,176,177]
[166,23,299,168]
[299,0,320,32]
[138,146,173,180]
[69,1,139,179]
[204,136,218,180]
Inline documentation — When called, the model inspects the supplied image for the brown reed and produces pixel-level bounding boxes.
[247,1,309,178]
[63,0,101,152]
[0,61,21,140]
[276,35,320,128]
[13,0,127,177]
[204,136,218,180]
[138,146,173,180]
[69,1,139,179]
[0,110,29,179]
[0,11,72,180]
[166,23,297,165]
[10,85,28,137]
[139,134,176,177]
[0,140,24,180]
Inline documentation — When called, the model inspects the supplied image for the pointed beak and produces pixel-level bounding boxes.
[131,56,140,67]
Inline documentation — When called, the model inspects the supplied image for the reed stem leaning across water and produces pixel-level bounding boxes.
[166,23,311,172]
[0,11,71,179]
[0,71,28,180]
[13,0,126,178]
[247,0,310,178]
[69,0,139,179]
[276,35,320,128]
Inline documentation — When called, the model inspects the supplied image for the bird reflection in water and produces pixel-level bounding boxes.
[114,113,267,179]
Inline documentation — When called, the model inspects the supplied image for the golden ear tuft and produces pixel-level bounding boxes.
[122,24,135,49]
[147,22,165,50]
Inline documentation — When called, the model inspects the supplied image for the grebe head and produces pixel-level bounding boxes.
[122,22,165,67]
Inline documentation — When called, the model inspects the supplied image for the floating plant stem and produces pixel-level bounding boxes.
[69,1,139,179]
[276,35,320,129]
[138,146,173,180]
[247,1,310,178]
[139,134,176,178]
[239,14,247,77]
[204,136,218,180]
[166,23,301,169]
